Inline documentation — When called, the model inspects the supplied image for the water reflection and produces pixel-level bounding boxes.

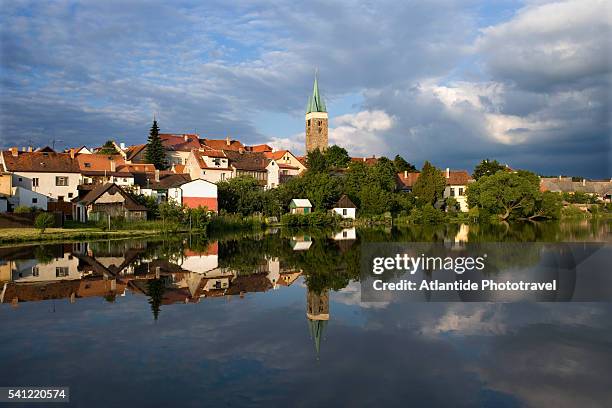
[1,220,611,407]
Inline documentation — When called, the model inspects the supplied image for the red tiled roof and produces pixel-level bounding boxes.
[159,133,201,151]
[79,183,146,210]
[264,150,289,161]
[396,170,472,189]
[277,163,299,170]
[351,156,379,166]
[224,150,269,171]
[201,138,245,151]
[248,144,273,153]
[2,150,80,173]
[125,144,146,161]
[77,154,125,172]
[192,150,230,170]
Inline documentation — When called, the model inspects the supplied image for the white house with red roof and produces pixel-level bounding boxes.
[185,149,232,183]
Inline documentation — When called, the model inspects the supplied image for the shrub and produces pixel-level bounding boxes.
[280,211,341,227]
[561,205,589,219]
[34,212,55,234]
[14,205,32,214]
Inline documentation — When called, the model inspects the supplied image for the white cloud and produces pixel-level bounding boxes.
[330,110,395,156]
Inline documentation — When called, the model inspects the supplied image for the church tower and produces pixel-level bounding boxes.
[305,73,328,153]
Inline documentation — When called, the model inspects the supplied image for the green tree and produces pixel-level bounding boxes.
[147,278,165,320]
[369,157,397,192]
[467,170,560,221]
[413,161,446,206]
[217,176,265,215]
[34,212,55,234]
[145,119,166,170]
[473,159,505,180]
[305,148,328,173]
[325,145,350,168]
[393,154,416,173]
[359,183,392,215]
[98,140,119,155]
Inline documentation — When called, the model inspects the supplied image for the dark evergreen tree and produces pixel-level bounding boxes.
[413,161,446,206]
[145,119,166,170]
[393,154,416,173]
[147,278,165,320]
[472,159,505,180]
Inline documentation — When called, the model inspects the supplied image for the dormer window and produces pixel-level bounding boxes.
[84,163,91,168]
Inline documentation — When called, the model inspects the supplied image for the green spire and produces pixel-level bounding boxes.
[307,318,327,358]
[306,71,326,114]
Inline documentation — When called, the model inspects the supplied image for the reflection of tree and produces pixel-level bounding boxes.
[147,279,165,320]
[34,245,56,264]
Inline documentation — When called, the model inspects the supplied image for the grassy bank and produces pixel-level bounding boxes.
[0,227,170,246]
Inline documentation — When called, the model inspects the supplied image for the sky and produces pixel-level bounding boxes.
[0,0,610,178]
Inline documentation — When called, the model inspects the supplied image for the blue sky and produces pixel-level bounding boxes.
[0,0,610,177]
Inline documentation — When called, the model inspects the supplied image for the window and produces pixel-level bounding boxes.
[458,188,464,196]
[84,162,92,168]
[32,198,38,204]
[32,266,39,277]
[58,196,64,202]
[68,193,73,198]
[56,267,69,277]
[450,188,455,197]
[343,230,348,237]
[18,177,22,182]
[308,119,311,126]
[213,158,221,166]
[343,209,347,215]
[32,178,39,187]
[220,173,225,181]
[318,120,322,126]
[56,176,68,186]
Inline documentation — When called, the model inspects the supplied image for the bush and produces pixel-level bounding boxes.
[14,205,32,214]
[34,212,55,233]
[280,211,341,227]
[407,204,448,224]
[561,205,589,219]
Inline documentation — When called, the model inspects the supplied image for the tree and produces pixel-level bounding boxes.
[147,278,165,320]
[473,159,505,180]
[98,140,119,155]
[325,145,350,168]
[145,119,166,170]
[305,148,328,173]
[369,157,397,192]
[34,212,55,234]
[217,176,265,215]
[412,161,446,206]
[467,170,561,221]
[393,154,416,173]
[359,183,392,215]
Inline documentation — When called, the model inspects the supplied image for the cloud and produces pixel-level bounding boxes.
[330,110,394,156]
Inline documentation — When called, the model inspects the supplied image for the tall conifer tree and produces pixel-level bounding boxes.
[145,118,166,170]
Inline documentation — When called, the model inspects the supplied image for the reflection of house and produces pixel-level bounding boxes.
[10,253,80,282]
[290,235,312,251]
[332,195,357,219]
[178,243,219,274]
[333,227,356,241]
[289,199,312,214]
[74,183,147,222]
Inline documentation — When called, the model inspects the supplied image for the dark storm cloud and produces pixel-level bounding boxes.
[0,0,610,176]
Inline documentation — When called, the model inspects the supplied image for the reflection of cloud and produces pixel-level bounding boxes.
[420,304,507,336]
[333,281,389,309]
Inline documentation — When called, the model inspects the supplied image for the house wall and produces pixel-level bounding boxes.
[11,255,80,283]
[333,207,356,219]
[185,154,232,183]
[12,171,81,201]
[166,151,191,166]
[266,162,280,189]
[0,198,7,212]
[275,152,306,173]
[0,172,12,196]
[11,186,49,210]
[290,207,310,214]
[444,185,469,212]
[179,255,219,274]
[333,227,357,240]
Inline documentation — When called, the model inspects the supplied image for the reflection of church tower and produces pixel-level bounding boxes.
[305,72,328,153]
[306,288,329,357]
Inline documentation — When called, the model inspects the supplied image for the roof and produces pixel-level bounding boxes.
[79,183,146,210]
[351,156,379,166]
[125,144,146,161]
[540,178,612,195]
[277,163,300,170]
[77,154,125,172]
[159,133,201,152]
[172,164,186,174]
[306,74,326,114]
[191,150,231,170]
[201,138,244,151]
[224,150,269,171]
[134,173,191,189]
[396,170,472,189]
[248,144,273,153]
[290,199,312,208]
[1,150,80,173]
[264,150,290,161]
[225,274,273,295]
[334,194,357,209]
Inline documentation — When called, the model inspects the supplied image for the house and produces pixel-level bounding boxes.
[350,156,379,166]
[290,235,312,251]
[74,183,147,222]
[247,144,273,153]
[396,168,473,212]
[10,187,49,210]
[134,171,191,202]
[289,199,312,214]
[264,150,307,189]
[332,194,357,219]
[167,178,218,212]
[76,154,140,187]
[540,177,612,202]
[185,149,232,183]
[225,150,269,186]
[0,148,82,203]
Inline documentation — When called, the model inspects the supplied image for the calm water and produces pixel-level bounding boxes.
[1,221,611,407]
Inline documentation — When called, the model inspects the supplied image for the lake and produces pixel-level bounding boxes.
[1,221,611,407]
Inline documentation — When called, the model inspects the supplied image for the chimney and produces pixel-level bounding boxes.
[120,142,125,150]
[110,159,116,172]
[184,134,189,142]
[27,146,33,152]
[446,168,450,178]
[558,175,562,180]
[582,179,586,186]
[22,147,26,152]
[404,170,408,178]
[363,157,366,162]
[226,135,231,146]
[69,148,75,159]
[10,147,18,157]
[155,169,160,182]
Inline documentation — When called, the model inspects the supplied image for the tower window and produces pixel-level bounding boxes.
[318,120,322,126]
[308,119,311,126]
